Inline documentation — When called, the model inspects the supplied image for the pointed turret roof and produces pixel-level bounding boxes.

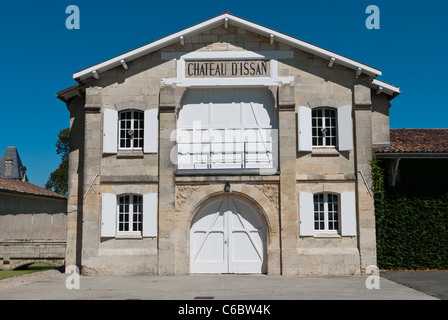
[0,147,28,182]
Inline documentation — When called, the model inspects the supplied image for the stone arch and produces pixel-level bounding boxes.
[115,101,148,112]
[177,183,278,240]
[307,98,341,109]
[9,259,64,271]
[189,192,269,274]
[301,182,355,196]
[113,185,148,195]
[175,183,280,275]
[178,87,278,124]
[189,190,272,243]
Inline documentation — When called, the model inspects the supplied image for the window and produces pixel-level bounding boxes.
[117,195,143,234]
[312,108,337,147]
[101,192,158,238]
[299,191,355,237]
[314,193,339,233]
[298,105,353,152]
[119,111,144,150]
[4,159,13,176]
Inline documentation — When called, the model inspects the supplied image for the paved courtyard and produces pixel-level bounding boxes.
[381,270,448,300]
[0,271,439,300]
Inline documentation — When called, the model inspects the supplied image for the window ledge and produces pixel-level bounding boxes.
[117,150,144,158]
[313,233,341,238]
[115,234,143,239]
[176,168,280,176]
[311,148,339,157]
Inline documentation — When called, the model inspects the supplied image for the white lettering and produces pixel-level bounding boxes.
[65,265,80,289]
[365,265,380,289]
[65,5,80,30]
[178,304,212,317]
[365,5,380,30]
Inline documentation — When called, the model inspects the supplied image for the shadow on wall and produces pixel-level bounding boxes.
[0,194,67,241]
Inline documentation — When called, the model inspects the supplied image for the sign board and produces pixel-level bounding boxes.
[185,60,270,78]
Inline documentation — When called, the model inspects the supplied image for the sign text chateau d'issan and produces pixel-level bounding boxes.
[185,60,270,78]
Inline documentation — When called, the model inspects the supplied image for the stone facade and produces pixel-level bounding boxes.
[59,14,399,275]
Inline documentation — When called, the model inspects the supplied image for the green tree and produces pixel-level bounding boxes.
[46,128,69,195]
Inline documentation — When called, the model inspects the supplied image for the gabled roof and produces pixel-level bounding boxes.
[374,129,448,157]
[58,12,400,100]
[0,176,67,200]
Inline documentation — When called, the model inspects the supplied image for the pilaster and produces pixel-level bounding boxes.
[354,84,377,273]
[278,85,299,275]
[157,86,177,275]
[65,96,85,271]
[80,86,102,274]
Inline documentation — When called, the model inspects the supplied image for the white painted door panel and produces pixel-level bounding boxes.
[178,88,277,170]
[190,195,266,274]
[228,197,265,273]
[190,197,228,273]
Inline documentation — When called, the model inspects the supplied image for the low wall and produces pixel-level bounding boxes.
[0,240,66,270]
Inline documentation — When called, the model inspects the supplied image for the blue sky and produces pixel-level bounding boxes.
[0,0,446,187]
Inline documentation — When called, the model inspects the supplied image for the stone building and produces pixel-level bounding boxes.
[0,147,67,270]
[57,13,401,275]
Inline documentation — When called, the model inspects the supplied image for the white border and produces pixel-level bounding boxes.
[162,51,294,87]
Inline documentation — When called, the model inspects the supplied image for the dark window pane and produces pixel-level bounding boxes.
[317,137,323,146]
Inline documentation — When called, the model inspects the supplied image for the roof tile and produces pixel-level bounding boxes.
[0,177,67,200]
[374,129,448,154]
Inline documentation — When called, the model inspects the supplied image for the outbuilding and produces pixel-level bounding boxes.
[0,147,67,270]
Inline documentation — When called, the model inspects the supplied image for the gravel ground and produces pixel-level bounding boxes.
[0,269,62,291]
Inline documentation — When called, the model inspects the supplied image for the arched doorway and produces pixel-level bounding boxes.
[190,194,267,274]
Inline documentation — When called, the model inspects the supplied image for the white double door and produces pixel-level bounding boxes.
[190,195,266,274]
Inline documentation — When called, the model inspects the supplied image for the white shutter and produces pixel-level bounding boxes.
[143,193,158,237]
[337,105,353,151]
[103,109,118,154]
[341,191,357,236]
[101,193,117,237]
[144,108,158,153]
[299,192,314,237]
[297,106,312,152]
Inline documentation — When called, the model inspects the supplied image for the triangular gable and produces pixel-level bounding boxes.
[58,12,400,101]
[72,12,383,81]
